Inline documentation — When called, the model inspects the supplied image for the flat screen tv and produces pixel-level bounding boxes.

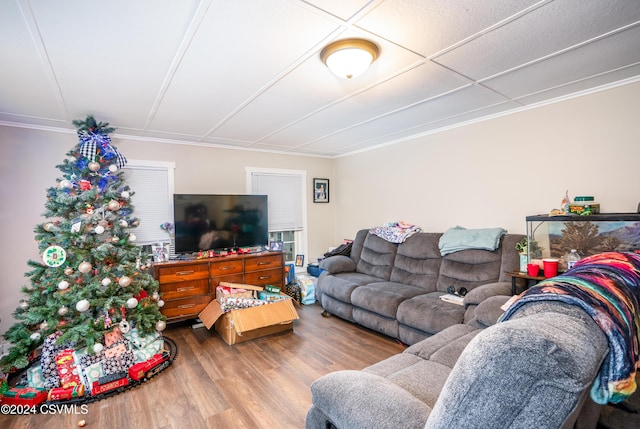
[173,194,268,254]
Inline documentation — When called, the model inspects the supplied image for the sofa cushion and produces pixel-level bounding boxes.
[309,370,430,429]
[397,293,466,335]
[319,272,380,303]
[389,233,442,291]
[351,282,428,318]
[436,246,504,293]
[424,305,608,429]
[355,233,398,280]
[319,255,356,274]
[470,295,511,327]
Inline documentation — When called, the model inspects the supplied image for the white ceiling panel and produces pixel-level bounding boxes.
[0,1,65,119]
[483,24,640,99]
[1,0,639,157]
[354,0,541,57]
[434,0,640,81]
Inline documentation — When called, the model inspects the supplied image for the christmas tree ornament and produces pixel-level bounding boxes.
[157,300,165,308]
[94,225,105,234]
[85,205,94,215]
[57,280,70,290]
[58,306,68,316]
[118,219,128,227]
[121,190,130,198]
[152,292,160,301]
[88,161,100,172]
[119,319,130,334]
[59,179,72,189]
[118,276,131,287]
[111,236,120,244]
[40,321,48,330]
[128,233,137,242]
[43,245,67,267]
[107,200,120,211]
[44,222,55,232]
[19,300,29,309]
[156,320,167,332]
[64,267,74,275]
[78,261,92,273]
[93,343,104,353]
[30,332,41,341]
[79,180,92,190]
[75,299,90,312]
[101,277,112,287]
[108,164,118,173]
[126,297,138,309]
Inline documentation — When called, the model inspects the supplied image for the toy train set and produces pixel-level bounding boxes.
[1,337,176,409]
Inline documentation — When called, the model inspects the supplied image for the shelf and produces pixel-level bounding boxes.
[526,213,640,222]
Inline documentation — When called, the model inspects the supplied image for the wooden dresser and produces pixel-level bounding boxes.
[152,252,284,323]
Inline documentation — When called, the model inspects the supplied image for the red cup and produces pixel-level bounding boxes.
[543,259,559,278]
[527,263,540,277]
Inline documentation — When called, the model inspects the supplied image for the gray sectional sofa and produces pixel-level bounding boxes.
[316,228,525,345]
[306,297,608,429]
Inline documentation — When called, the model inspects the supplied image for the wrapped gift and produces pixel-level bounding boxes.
[55,349,82,389]
[41,332,67,388]
[27,364,45,388]
[83,361,104,386]
[104,328,124,347]
[123,328,164,363]
[1,386,47,406]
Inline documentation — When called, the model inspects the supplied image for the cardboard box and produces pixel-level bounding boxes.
[199,292,299,345]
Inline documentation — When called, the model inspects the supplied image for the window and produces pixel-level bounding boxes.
[246,168,307,266]
[122,160,175,246]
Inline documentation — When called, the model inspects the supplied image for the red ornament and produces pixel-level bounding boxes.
[135,290,148,301]
[79,180,92,191]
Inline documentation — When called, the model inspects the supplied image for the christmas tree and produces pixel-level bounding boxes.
[1,115,165,372]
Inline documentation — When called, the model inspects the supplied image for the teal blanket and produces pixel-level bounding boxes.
[438,226,506,256]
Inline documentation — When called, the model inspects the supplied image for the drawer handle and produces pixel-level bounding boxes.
[177,286,195,292]
[178,304,195,309]
[176,270,195,276]
[258,275,271,280]
[220,266,235,271]
[257,261,272,266]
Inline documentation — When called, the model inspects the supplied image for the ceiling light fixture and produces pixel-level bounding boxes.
[321,38,379,79]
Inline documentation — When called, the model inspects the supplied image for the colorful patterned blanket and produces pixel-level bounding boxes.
[500,252,640,404]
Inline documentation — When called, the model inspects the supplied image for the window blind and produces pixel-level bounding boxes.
[251,172,303,232]
[122,162,174,245]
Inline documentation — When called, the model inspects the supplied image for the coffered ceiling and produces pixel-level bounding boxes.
[2,0,639,157]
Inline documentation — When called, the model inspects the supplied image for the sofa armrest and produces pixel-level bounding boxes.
[310,370,430,429]
[463,281,512,307]
[319,255,356,274]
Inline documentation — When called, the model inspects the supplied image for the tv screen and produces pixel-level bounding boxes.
[173,194,268,254]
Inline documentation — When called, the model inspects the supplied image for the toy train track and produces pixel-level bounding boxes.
[5,336,178,409]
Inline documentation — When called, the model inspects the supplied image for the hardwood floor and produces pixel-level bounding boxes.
[0,303,406,429]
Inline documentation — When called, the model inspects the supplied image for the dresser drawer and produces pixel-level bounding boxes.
[161,295,212,320]
[210,259,244,277]
[210,274,244,289]
[160,278,209,300]
[157,264,209,284]
[244,268,283,286]
[244,254,282,272]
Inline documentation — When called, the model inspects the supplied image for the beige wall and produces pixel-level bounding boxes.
[332,81,640,241]
[1,80,639,335]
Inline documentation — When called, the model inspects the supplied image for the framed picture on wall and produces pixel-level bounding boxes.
[313,178,329,203]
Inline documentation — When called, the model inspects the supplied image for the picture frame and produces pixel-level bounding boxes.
[268,240,283,252]
[295,254,305,267]
[313,178,329,203]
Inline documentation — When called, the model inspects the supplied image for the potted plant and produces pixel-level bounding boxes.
[516,237,528,272]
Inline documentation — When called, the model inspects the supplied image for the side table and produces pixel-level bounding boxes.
[504,271,546,295]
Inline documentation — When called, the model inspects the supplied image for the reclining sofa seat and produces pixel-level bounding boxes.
[317,229,524,345]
